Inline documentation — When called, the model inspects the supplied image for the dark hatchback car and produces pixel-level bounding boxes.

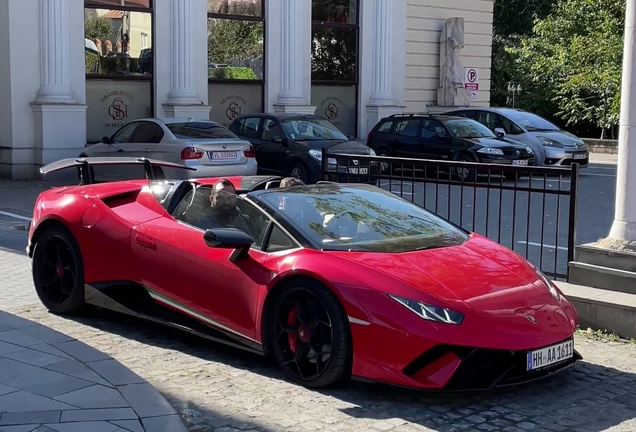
[366,114,536,181]
[228,113,379,184]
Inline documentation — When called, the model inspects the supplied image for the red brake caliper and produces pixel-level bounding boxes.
[287,307,298,353]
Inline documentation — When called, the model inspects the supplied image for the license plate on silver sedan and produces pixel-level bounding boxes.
[512,159,528,166]
[348,167,368,174]
[573,154,587,160]
[210,151,237,159]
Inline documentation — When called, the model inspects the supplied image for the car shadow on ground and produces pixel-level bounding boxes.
[53,306,636,432]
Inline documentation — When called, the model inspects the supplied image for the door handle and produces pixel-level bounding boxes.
[145,148,151,152]
[135,235,157,250]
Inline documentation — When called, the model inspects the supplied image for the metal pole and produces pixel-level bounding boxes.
[567,163,579,280]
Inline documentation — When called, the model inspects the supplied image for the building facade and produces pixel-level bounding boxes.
[0,0,493,179]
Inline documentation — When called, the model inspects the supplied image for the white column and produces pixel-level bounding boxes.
[34,0,75,104]
[166,0,202,105]
[276,0,306,106]
[608,0,636,242]
[368,0,393,105]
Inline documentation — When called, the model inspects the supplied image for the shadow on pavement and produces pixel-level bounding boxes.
[54,306,636,432]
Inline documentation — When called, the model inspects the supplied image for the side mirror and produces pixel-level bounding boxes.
[203,228,253,262]
[347,135,356,141]
[494,128,507,138]
[99,136,111,144]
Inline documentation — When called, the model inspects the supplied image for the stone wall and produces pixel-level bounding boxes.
[583,139,618,154]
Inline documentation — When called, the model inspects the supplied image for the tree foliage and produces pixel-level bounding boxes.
[84,15,113,44]
[207,18,263,65]
[511,0,625,130]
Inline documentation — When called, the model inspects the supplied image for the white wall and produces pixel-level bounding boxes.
[405,0,493,112]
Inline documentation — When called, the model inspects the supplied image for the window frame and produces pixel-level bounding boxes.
[311,0,361,137]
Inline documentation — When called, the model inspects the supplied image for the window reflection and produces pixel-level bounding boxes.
[207,18,264,80]
[208,0,262,16]
[84,8,152,75]
[311,26,357,81]
[87,0,151,7]
[312,0,357,24]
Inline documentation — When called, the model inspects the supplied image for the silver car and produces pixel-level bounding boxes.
[445,107,589,167]
[81,118,258,181]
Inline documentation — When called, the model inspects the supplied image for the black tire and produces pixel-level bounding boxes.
[454,154,477,182]
[269,277,352,388]
[32,225,85,315]
[504,171,525,181]
[376,149,392,174]
[289,162,310,183]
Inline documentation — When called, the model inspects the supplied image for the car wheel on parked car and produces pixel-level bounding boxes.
[269,277,352,388]
[289,162,310,183]
[454,155,477,182]
[32,225,85,315]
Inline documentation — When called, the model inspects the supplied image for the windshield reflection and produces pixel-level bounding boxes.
[256,184,468,253]
[281,119,348,141]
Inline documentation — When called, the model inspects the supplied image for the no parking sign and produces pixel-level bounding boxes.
[464,68,479,101]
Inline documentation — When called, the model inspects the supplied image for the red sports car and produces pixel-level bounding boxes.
[27,157,581,390]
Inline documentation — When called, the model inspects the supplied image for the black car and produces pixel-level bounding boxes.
[228,113,379,184]
[366,114,536,181]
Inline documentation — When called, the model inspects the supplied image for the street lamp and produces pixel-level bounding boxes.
[507,82,522,108]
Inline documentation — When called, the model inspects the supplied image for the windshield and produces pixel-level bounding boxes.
[445,119,496,139]
[255,184,468,253]
[502,110,561,132]
[167,122,238,140]
[281,118,348,141]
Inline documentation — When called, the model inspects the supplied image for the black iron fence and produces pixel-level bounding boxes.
[320,149,579,281]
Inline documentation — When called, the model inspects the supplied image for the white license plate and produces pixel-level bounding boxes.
[512,159,528,166]
[348,167,368,174]
[526,339,573,371]
[573,154,587,160]
[210,151,237,159]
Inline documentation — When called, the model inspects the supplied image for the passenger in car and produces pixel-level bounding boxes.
[195,178,253,236]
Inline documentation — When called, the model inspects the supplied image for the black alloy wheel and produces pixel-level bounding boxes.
[289,162,309,183]
[454,154,477,182]
[32,225,85,314]
[270,278,352,388]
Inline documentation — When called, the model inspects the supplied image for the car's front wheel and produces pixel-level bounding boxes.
[32,225,85,315]
[269,277,352,388]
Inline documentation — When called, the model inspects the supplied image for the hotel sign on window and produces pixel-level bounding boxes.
[311,85,357,137]
[208,83,263,127]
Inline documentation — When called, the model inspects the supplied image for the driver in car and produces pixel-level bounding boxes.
[196,178,252,236]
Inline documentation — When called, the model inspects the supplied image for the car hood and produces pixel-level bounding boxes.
[301,139,373,155]
[330,234,552,315]
[466,137,526,150]
[531,130,586,148]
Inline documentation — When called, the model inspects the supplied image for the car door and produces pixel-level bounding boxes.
[234,117,269,170]
[392,118,422,157]
[419,119,455,160]
[131,192,273,341]
[256,118,289,174]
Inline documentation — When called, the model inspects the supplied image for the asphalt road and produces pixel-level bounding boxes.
[373,161,617,279]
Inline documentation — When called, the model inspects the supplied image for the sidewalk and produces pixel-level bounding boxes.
[0,310,187,432]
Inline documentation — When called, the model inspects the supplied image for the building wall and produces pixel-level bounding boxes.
[405,0,493,112]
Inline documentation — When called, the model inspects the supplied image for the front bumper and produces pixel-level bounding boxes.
[544,148,589,167]
[323,160,381,184]
[477,155,536,166]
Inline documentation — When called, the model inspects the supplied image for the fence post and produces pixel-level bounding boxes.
[321,148,328,181]
[567,163,580,281]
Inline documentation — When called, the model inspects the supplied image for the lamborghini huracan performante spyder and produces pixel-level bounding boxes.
[27,157,581,390]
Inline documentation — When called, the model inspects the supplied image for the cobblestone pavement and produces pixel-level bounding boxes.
[2,217,636,432]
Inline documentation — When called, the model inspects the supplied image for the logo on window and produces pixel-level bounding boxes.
[325,103,339,120]
[226,102,242,121]
[108,97,128,121]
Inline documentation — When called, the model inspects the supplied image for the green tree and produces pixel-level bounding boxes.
[207,18,263,65]
[84,15,112,46]
[512,0,625,133]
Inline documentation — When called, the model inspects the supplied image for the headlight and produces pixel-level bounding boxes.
[368,148,376,156]
[525,146,534,154]
[387,294,464,325]
[308,149,336,165]
[538,137,563,148]
[477,147,504,155]
[535,269,561,302]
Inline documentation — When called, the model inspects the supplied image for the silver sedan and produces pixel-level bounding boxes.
[81,118,258,181]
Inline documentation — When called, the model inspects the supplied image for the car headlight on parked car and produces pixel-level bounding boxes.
[525,146,534,154]
[387,294,464,325]
[535,269,561,303]
[308,149,336,165]
[538,137,563,148]
[368,148,376,156]
[477,148,504,156]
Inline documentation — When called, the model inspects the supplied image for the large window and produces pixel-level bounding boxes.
[310,1,359,137]
[84,1,153,143]
[207,1,265,126]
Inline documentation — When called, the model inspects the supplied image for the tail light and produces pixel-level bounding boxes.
[243,145,256,158]
[180,147,205,160]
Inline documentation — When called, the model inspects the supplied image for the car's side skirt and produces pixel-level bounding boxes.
[84,281,264,355]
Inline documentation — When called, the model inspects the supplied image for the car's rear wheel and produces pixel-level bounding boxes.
[289,162,310,183]
[454,154,477,182]
[269,278,352,388]
[32,225,85,315]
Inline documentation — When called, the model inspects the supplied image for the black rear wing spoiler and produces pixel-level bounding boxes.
[40,157,196,185]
